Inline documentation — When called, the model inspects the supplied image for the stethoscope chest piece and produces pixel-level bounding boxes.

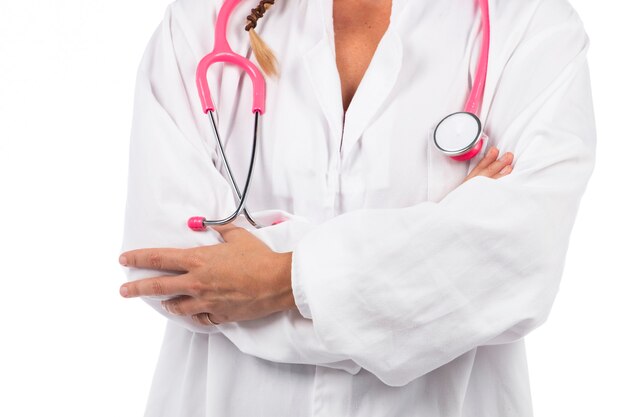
[433,112,485,161]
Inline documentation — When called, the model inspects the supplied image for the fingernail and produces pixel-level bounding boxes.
[119,255,127,266]
[119,286,129,297]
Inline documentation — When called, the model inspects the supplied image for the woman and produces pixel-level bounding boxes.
[119,0,596,415]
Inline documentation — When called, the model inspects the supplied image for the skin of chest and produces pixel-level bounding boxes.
[332,0,393,113]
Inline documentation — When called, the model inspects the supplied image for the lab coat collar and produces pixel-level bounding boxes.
[304,0,408,158]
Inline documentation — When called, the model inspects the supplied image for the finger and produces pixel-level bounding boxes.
[485,152,514,176]
[162,296,208,316]
[476,146,499,170]
[120,248,193,272]
[192,312,220,326]
[211,223,246,243]
[493,165,513,179]
[120,274,192,298]
[466,146,498,179]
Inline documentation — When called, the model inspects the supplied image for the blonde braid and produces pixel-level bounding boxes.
[245,0,279,77]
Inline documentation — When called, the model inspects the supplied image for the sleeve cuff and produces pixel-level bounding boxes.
[290,247,312,319]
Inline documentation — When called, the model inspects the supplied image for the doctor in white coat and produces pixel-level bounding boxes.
[118,0,596,415]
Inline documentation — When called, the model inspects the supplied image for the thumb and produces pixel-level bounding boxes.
[211,223,243,242]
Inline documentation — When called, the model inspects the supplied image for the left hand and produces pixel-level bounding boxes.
[118,224,295,325]
[463,146,514,184]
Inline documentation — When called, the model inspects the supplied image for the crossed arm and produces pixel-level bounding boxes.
[119,147,514,326]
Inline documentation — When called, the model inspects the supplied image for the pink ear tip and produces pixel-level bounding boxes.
[188,216,207,231]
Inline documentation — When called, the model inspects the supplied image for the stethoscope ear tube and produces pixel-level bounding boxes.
[188,111,262,231]
[195,0,267,115]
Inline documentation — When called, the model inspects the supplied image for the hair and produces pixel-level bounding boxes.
[245,0,279,78]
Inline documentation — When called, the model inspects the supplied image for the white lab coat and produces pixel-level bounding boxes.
[120,0,596,415]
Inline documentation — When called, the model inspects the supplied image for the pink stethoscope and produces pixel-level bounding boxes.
[188,0,490,231]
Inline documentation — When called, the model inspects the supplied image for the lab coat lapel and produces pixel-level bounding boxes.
[331,0,407,157]
[339,0,408,158]
[303,0,344,148]
[340,30,403,157]
[303,40,345,146]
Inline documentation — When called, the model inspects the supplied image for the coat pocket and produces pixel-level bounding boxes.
[426,126,491,202]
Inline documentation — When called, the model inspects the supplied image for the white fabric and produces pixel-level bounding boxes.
[120,0,596,415]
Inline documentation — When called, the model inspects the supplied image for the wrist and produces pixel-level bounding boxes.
[271,251,295,313]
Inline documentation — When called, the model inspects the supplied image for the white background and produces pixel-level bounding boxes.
[0,1,622,416]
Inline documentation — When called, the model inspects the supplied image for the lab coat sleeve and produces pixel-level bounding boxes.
[288,14,597,386]
[120,3,360,373]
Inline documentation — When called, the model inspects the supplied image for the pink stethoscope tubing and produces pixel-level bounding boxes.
[196,0,266,115]
[433,0,490,161]
[189,0,266,231]
[464,0,490,116]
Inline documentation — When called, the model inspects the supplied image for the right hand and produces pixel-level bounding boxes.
[463,146,514,183]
